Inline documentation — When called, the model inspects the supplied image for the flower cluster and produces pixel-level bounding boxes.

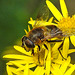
[3,0,75,75]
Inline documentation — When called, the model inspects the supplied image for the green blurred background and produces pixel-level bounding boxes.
[0,0,75,75]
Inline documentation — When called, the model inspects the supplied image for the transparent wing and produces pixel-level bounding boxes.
[36,5,49,21]
[33,5,50,27]
[45,25,63,39]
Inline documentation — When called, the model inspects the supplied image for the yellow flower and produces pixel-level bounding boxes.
[46,0,75,46]
[3,38,75,75]
[3,25,75,75]
[3,1,75,74]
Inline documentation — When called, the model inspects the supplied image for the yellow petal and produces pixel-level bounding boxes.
[9,61,24,68]
[33,66,45,75]
[7,65,13,75]
[24,64,28,75]
[52,42,62,51]
[44,49,48,61]
[6,62,13,65]
[16,67,25,72]
[62,37,69,58]
[70,35,75,46]
[3,54,33,60]
[51,64,63,75]
[48,17,54,23]
[28,17,35,27]
[68,49,75,54]
[64,64,75,75]
[28,25,31,32]
[45,61,51,75]
[52,59,64,64]
[16,71,23,75]
[14,46,31,56]
[28,69,34,75]
[41,22,57,26]
[7,65,19,75]
[46,0,63,21]
[60,56,71,74]
[16,64,36,72]
[24,29,28,34]
[7,59,34,66]
[28,64,36,68]
[60,0,68,18]
[52,42,62,59]
[45,47,51,75]
[74,15,75,18]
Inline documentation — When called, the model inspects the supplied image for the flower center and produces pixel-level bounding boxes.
[57,15,75,36]
[33,49,45,66]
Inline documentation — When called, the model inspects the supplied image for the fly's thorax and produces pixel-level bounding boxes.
[27,27,46,44]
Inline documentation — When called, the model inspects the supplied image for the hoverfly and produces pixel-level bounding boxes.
[22,5,63,54]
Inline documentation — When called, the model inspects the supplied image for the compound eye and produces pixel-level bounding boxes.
[22,36,27,42]
[25,39,35,48]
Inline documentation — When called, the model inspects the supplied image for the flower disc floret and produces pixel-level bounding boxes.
[57,15,75,36]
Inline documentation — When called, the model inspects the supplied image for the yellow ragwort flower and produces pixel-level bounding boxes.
[3,39,75,75]
[3,0,75,74]
[46,0,75,46]
[3,25,75,75]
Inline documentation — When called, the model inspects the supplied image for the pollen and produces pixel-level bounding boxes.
[57,15,75,36]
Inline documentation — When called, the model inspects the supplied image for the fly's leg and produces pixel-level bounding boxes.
[46,40,63,42]
[32,49,34,55]
[58,42,67,60]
